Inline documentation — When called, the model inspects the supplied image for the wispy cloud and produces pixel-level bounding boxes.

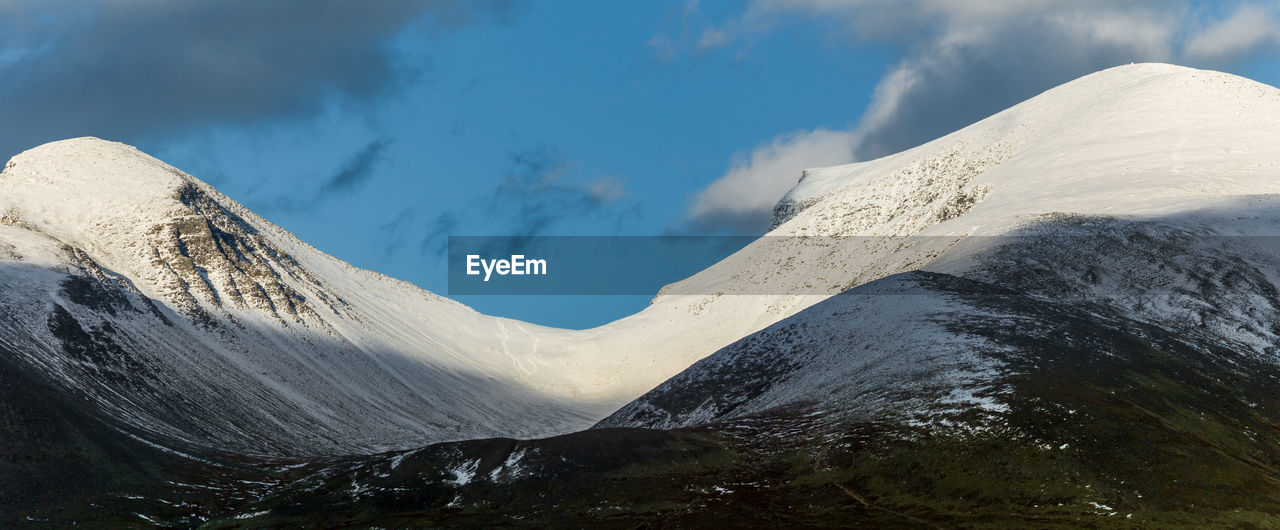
[402,145,637,257]
[489,146,630,237]
[648,0,719,61]
[261,137,391,212]
[320,138,391,196]
[418,212,461,257]
[375,207,416,257]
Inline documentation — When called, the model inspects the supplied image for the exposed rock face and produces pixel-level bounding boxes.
[770,141,1004,231]
[146,182,345,328]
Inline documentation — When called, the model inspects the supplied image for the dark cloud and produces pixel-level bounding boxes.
[375,207,415,256]
[0,0,516,157]
[360,145,638,261]
[419,212,460,257]
[321,138,391,195]
[257,137,390,212]
[490,146,628,237]
[407,145,635,256]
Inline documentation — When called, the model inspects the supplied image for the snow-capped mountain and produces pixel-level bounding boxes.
[3,63,1280,458]
[601,62,1280,429]
[6,62,1280,526]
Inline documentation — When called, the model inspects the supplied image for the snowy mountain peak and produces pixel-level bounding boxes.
[772,63,1280,234]
[0,137,343,327]
[0,137,605,454]
[3,136,183,190]
[2,137,190,229]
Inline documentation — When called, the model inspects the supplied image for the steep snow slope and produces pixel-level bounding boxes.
[3,63,1280,455]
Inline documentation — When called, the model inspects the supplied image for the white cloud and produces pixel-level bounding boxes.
[697,27,730,52]
[687,129,856,232]
[1185,4,1280,62]
[1048,8,1179,58]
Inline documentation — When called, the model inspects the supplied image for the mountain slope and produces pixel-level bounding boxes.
[4,63,1280,457]
[591,62,1280,427]
[577,62,1280,402]
[223,268,1280,528]
[601,207,1280,430]
[0,142,593,455]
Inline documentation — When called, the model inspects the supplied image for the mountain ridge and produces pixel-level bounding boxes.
[2,62,1279,455]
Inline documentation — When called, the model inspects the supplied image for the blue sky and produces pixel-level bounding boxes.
[2,1,1279,328]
